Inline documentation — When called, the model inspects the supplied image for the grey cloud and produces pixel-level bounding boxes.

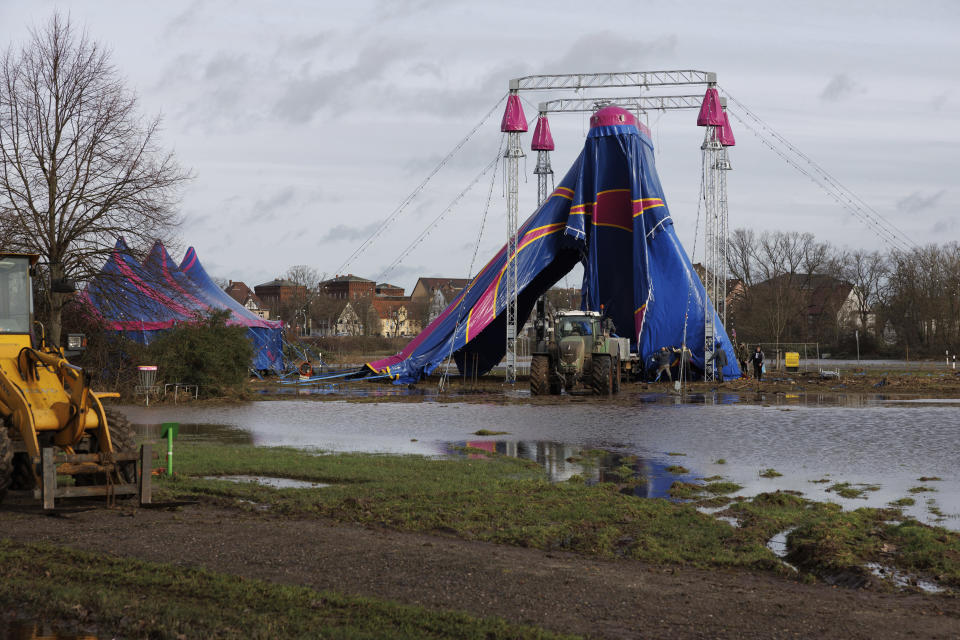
[544,31,678,74]
[272,39,422,123]
[819,73,862,102]
[255,186,298,213]
[276,31,332,56]
[163,1,203,38]
[319,221,382,243]
[204,52,249,80]
[372,0,452,23]
[931,92,949,111]
[932,217,956,234]
[897,190,945,214]
[375,262,427,283]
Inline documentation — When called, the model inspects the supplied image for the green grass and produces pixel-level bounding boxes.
[889,497,916,507]
[0,540,571,640]
[665,465,689,474]
[826,482,881,499]
[473,429,509,436]
[758,468,782,478]
[158,444,775,569]
[156,444,960,591]
[907,486,938,494]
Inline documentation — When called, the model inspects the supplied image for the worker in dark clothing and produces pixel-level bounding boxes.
[736,342,749,377]
[653,346,672,382]
[713,341,728,382]
[751,346,764,381]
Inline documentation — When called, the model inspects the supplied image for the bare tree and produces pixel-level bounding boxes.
[840,249,889,336]
[0,14,190,345]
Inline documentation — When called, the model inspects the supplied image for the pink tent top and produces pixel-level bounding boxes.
[697,88,724,127]
[500,94,528,132]
[589,106,637,129]
[531,114,555,151]
[717,110,736,146]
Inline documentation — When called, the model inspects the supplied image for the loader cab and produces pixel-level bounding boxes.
[0,254,37,349]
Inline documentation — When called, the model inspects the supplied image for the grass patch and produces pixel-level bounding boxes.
[908,486,937,494]
[889,497,916,507]
[758,468,782,478]
[917,476,942,482]
[714,458,727,465]
[155,443,960,591]
[808,478,830,484]
[0,540,570,639]
[157,443,776,569]
[665,465,689,474]
[667,452,686,457]
[473,429,509,436]
[826,482,880,500]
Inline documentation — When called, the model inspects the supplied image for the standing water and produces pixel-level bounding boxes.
[119,391,960,529]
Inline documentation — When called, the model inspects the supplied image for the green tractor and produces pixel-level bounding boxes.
[530,310,626,396]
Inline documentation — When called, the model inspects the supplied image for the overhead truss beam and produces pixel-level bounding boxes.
[510,70,715,92]
[538,94,709,114]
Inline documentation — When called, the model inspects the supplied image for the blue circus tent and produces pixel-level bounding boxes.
[366,106,739,383]
[83,238,284,372]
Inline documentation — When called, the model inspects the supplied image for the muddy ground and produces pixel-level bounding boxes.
[2,501,958,639]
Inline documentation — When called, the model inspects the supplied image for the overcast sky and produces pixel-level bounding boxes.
[1,0,957,292]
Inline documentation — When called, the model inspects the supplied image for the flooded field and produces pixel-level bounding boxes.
[118,391,960,529]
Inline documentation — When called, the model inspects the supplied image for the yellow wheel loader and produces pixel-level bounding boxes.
[0,252,144,508]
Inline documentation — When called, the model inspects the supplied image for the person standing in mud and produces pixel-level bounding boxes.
[737,342,749,378]
[752,346,764,381]
[712,341,727,382]
[653,346,672,382]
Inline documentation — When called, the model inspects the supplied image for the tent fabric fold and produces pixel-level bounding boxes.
[367,107,740,383]
[83,238,284,372]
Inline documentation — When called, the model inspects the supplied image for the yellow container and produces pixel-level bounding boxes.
[785,351,800,372]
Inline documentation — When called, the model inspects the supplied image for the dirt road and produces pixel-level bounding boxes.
[2,501,958,639]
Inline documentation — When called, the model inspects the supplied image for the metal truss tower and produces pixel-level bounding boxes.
[697,87,735,380]
[500,92,527,383]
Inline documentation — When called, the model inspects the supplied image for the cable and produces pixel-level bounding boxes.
[376,138,505,283]
[334,93,508,276]
[438,135,505,392]
[720,88,915,252]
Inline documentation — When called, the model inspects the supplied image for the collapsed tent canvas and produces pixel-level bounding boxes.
[83,238,284,372]
[366,106,740,383]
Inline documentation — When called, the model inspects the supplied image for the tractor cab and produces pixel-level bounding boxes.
[0,253,38,352]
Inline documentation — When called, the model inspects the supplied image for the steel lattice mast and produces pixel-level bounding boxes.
[697,87,735,380]
[500,91,527,384]
[501,70,724,383]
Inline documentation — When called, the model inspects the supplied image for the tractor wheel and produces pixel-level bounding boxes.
[0,428,13,503]
[76,409,138,486]
[612,355,622,394]
[11,453,37,491]
[591,354,613,396]
[530,355,550,396]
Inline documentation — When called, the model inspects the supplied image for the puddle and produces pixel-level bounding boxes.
[766,528,799,572]
[119,391,960,530]
[203,475,330,489]
[865,562,945,593]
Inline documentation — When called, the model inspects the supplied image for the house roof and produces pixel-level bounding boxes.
[225,281,266,308]
[324,274,374,284]
[254,278,302,289]
[371,297,410,319]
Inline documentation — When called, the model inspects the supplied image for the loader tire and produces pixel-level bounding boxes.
[76,409,138,487]
[0,428,12,503]
[591,354,613,396]
[11,453,37,491]
[549,368,563,395]
[530,355,550,396]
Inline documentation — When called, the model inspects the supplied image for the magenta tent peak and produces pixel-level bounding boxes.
[697,87,724,127]
[531,114,555,151]
[500,94,528,132]
[717,110,736,146]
